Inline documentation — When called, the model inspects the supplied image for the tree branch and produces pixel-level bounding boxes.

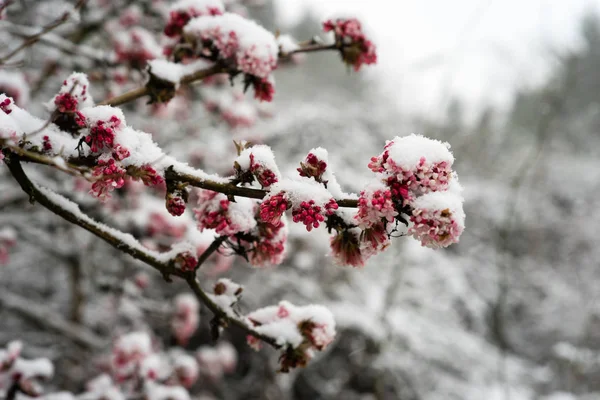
[3,153,281,349]
[0,0,87,65]
[99,64,225,107]
[165,167,359,208]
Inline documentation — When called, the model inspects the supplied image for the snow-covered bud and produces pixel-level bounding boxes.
[355,182,398,229]
[166,194,187,217]
[369,134,454,196]
[245,301,336,372]
[408,191,465,248]
[194,190,256,235]
[183,13,278,100]
[82,107,125,153]
[234,145,280,188]
[164,0,224,38]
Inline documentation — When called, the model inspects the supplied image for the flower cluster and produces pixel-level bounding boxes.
[248,217,288,267]
[164,0,224,38]
[194,190,257,235]
[355,183,398,229]
[368,134,454,196]
[408,189,465,249]
[245,301,336,372]
[171,294,200,346]
[47,72,92,131]
[234,144,280,188]
[323,18,377,71]
[0,97,12,114]
[183,13,279,100]
[259,178,338,232]
[91,158,127,201]
[85,114,122,153]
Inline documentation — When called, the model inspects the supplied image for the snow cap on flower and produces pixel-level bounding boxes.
[194,190,257,235]
[369,133,454,195]
[408,190,465,248]
[235,144,281,188]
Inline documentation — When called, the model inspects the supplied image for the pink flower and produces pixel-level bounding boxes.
[42,136,52,152]
[129,164,164,187]
[252,77,275,102]
[355,186,397,229]
[112,144,130,161]
[90,159,126,201]
[85,115,122,153]
[54,93,78,113]
[330,230,364,267]
[259,192,289,226]
[408,192,465,248]
[292,199,337,232]
[369,135,454,196]
[167,195,186,216]
[249,153,278,188]
[297,152,327,183]
[0,97,12,114]
[323,18,377,71]
[194,190,256,236]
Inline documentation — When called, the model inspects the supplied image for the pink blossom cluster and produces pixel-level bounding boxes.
[164,0,224,38]
[183,13,279,101]
[368,134,454,196]
[48,73,92,128]
[407,190,465,249]
[91,158,127,201]
[234,144,281,188]
[0,341,53,397]
[355,184,398,229]
[194,190,256,236]
[323,18,377,71]
[0,97,12,114]
[259,178,339,233]
[247,218,287,267]
[359,134,465,249]
[245,301,336,372]
[196,342,237,380]
[112,332,154,382]
[259,192,289,226]
[167,195,187,217]
[292,198,338,231]
[175,251,198,271]
[85,115,122,153]
[171,294,200,346]
[297,151,328,183]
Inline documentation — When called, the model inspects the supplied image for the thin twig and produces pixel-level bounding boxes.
[0,0,87,65]
[99,64,225,107]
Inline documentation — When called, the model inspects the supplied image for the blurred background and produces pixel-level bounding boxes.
[1,0,600,399]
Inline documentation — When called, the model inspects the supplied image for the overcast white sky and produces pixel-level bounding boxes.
[274,0,600,117]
